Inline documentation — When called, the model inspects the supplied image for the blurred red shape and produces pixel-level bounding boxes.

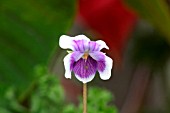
[78,0,137,66]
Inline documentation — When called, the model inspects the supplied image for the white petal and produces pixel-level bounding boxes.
[63,53,72,79]
[63,52,83,79]
[59,35,90,50]
[98,55,113,80]
[74,74,95,83]
[96,40,109,50]
[59,35,74,50]
[74,35,90,41]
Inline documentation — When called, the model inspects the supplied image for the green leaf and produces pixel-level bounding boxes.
[125,0,170,43]
[31,71,65,113]
[0,0,76,96]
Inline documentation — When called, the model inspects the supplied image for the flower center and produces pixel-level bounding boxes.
[82,52,89,60]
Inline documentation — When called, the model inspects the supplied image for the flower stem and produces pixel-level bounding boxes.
[83,83,87,113]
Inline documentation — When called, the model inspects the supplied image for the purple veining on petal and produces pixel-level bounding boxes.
[73,40,80,51]
[97,60,106,72]
[89,51,106,72]
[88,41,96,51]
[70,57,75,71]
[72,40,103,52]
[73,40,89,52]
[70,52,84,70]
[88,41,101,52]
[72,56,97,79]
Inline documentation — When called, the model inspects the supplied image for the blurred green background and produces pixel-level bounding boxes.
[1,0,170,113]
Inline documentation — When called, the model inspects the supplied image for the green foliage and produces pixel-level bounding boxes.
[0,66,118,113]
[63,87,118,113]
[30,74,64,113]
[0,0,76,96]
[0,87,28,113]
[125,0,170,43]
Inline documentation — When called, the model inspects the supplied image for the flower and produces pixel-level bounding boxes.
[59,35,113,83]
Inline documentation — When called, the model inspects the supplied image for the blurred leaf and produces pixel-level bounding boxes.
[1,66,118,112]
[128,22,170,71]
[0,0,76,96]
[0,87,28,113]
[63,87,118,113]
[31,68,65,113]
[125,0,170,43]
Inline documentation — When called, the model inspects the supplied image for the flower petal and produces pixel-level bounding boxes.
[74,35,90,41]
[89,51,105,61]
[63,52,84,79]
[63,54,72,79]
[89,52,113,80]
[73,39,89,52]
[59,35,74,50]
[73,56,97,83]
[75,73,95,84]
[98,55,113,80]
[70,51,84,69]
[59,35,90,51]
[96,40,109,50]
[88,41,99,52]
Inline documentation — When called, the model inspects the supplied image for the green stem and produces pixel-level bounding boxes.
[83,83,87,113]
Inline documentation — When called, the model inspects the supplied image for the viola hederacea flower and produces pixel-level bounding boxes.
[59,35,113,83]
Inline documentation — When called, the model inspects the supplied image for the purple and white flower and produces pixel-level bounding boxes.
[59,35,113,83]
